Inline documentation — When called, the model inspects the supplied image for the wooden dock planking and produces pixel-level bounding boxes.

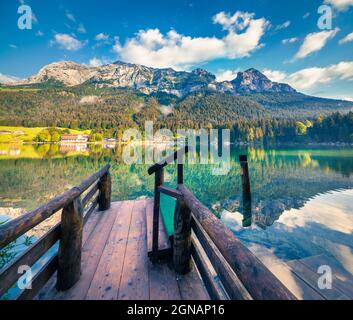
[82,209,106,245]
[86,201,134,300]
[41,199,208,300]
[146,199,182,300]
[176,260,210,300]
[117,200,149,300]
[148,261,181,300]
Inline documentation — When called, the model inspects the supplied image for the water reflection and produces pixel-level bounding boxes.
[0,143,353,291]
[221,189,353,272]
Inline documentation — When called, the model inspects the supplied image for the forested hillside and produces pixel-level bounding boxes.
[0,85,352,143]
[243,92,353,118]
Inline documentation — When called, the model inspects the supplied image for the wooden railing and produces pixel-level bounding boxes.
[0,164,111,299]
[148,148,296,300]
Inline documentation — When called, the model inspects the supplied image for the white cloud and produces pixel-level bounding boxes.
[262,69,288,82]
[93,33,111,48]
[295,28,339,59]
[113,11,269,70]
[65,11,76,22]
[9,44,17,49]
[77,23,86,34]
[215,69,239,82]
[36,30,44,37]
[95,33,110,41]
[276,21,291,31]
[324,0,353,11]
[213,11,256,31]
[303,12,310,19]
[88,57,104,67]
[0,73,21,84]
[321,94,353,101]
[263,61,353,92]
[282,37,299,44]
[51,33,86,51]
[339,31,353,44]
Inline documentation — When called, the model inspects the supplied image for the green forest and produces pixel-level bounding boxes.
[0,86,352,143]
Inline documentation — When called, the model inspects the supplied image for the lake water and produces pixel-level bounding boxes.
[1,143,353,298]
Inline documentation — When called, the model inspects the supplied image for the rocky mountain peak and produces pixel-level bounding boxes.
[9,61,296,95]
[232,68,296,93]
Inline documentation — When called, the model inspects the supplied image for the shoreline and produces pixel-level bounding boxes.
[0,140,352,147]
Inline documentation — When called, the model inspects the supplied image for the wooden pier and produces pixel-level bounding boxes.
[0,148,296,300]
[36,199,209,300]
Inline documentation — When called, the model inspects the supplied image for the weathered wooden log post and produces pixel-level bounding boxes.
[173,196,192,274]
[152,168,164,262]
[98,170,112,211]
[56,197,84,291]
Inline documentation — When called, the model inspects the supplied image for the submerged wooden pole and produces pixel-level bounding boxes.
[239,155,252,227]
[98,170,112,211]
[239,155,251,202]
[152,168,164,262]
[177,163,184,184]
[56,197,83,291]
[173,197,192,274]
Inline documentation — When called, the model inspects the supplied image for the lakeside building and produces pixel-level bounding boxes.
[60,134,90,143]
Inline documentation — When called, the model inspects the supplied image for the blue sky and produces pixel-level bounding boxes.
[0,0,353,100]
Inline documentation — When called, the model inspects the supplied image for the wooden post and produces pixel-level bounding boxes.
[173,198,192,274]
[177,147,184,184]
[98,170,111,211]
[242,203,252,227]
[239,155,252,227]
[239,155,251,202]
[177,163,183,184]
[152,168,164,262]
[56,197,83,291]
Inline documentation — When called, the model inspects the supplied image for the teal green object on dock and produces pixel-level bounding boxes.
[160,192,176,236]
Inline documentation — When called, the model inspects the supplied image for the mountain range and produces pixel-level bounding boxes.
[9,60,297,97]
[1,60,352,125]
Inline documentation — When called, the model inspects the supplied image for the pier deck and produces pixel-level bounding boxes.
[36,199,209,300]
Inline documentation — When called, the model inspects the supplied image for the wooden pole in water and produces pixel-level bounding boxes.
[239,155,251,202]
[177,163,184,184]
[152,168,164,263]
[239,155,252,227]
[56,197,83,291]
[98,170,112,211]
[173,197,192,274]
